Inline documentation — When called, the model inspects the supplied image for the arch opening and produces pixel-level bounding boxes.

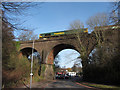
[20,47,37,58]
[54,49,82,68]
[52,44,79,58]
[20,47,42,76]
[46,44,83,79]
[20,47,41,64]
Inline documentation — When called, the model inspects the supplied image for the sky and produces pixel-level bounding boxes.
[14,2,112,36]
[12,2,112,68]
[55,49,81,68]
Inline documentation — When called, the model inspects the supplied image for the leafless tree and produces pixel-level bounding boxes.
[69,20,84,30]
[18,30,38,41]
[54,55,60,67]
[86,12,109,45]
[109,1,120,24]
[1,2,40,30]
[69,20,87,58]
[69,20,88,69]
[86,12,110,31]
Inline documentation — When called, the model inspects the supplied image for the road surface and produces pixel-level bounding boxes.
[21,79,94,89]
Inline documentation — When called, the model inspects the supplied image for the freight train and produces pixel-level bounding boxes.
[94,25,120,30]
[39,28,88,38]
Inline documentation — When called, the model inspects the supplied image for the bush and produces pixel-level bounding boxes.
[84,51,120,85]
[2,53,31,88]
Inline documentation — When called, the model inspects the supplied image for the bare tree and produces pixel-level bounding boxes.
[69,20,84,30]
[69,20,88,68]
[1,2,39,30]
[54,55,60,67]
[18,30,38,41]
[69,20,87,58]
[72,63,82,73]
[86,12,109,45]
[86,12,110,31]
[109,1,120,24]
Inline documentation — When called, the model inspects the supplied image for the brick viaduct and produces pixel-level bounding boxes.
[19,32,97,79]
[19,26,119,80]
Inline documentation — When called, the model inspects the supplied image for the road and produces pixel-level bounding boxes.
[21,78,94,89]
[31,80,86,88]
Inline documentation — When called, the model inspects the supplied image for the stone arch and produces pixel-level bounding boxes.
[41,44,81,79]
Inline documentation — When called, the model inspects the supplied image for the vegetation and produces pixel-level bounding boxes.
[72,64,82,73]
[69,2,120,85]
[84,6,120,84]
[1,2,38,30]
[39,64,46,79]
[2,56,31,87]
[2,21,40,87]
[69,19,90,79]
[2,21,30,87]
[2,2,40,88]
[86,12,109,31]
[80,82,120,89]
[32,62,41,82]
[85,29,120,85]
[18,30,38,41]
[109,1,120,24]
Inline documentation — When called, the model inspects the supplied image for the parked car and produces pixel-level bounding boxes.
[56,74,64,79]
[65,74,69,79]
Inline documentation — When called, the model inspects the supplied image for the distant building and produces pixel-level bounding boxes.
[67,72,76,76]
[56,68,77,76]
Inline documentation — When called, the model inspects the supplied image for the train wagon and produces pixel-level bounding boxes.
[39,28,88,38]
[94,25,120,31]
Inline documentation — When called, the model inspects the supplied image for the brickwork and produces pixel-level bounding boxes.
[47,49,54,64]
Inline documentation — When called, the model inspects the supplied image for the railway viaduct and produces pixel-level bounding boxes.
[19,28,119,79]
[19,32,97,79]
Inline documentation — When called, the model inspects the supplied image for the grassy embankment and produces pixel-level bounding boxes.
[79,82,120,89]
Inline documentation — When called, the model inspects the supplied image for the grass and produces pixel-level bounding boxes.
[80,82,120,89]
[15,41,21,51]
[32,64,41,82]
[39,64,46,79]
